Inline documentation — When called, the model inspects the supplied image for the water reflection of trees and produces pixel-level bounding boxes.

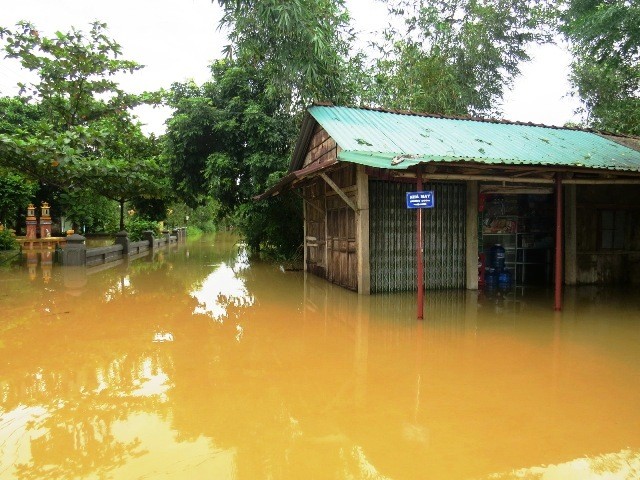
[3,235,640,479]
[484,448,640,479]
[2,346,174,479]
[1,235,254,479]
[1,260,185,479]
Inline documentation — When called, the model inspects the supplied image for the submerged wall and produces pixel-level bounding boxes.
[575,185,640,285]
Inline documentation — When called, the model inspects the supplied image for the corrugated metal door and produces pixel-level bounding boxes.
[369,180,466,293]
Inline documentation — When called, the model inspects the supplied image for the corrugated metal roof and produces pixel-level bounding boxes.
[308,105,640,172]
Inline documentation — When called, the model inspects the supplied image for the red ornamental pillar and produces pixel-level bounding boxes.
[26,251,38,280]
[40,202,52,238]
[41,250,53,283]
[26,203,37,239]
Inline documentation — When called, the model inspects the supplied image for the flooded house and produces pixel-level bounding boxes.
[259,104,640,304]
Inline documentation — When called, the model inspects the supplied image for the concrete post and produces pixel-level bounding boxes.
[62,234,87,266]
[162,230,170,243]
[171,228,179,241]
[465,181,479,289]
[114,230,130,255]
[142,230,155,249]
[64,266,88,294]
[356,165,370,295]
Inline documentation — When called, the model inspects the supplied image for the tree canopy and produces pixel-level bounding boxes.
[0,21,159,184]
[165,1,363,254]
[217,0,357,109]
[364,0,554,116]
[0,21,170,232]
[560,0,639,135]
[164,60,299,252]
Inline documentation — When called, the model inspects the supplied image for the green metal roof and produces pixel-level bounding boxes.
[308,105,640,172]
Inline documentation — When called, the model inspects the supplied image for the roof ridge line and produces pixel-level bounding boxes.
[309,102,639,140]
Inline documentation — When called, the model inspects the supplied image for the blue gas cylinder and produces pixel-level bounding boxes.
[484,268,498,287]
[498,269,512,286]
[490,244,506,270]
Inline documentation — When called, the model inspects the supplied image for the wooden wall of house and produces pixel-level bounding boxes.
[575,185,640,284]
[303,153,359,291]
[304,179,327,278]
[326,165,358,291]
[303,125,338,169]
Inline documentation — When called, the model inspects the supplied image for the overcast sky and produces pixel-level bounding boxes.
[0,0,580,135]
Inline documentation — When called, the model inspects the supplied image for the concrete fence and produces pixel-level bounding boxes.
[61,228,187,267]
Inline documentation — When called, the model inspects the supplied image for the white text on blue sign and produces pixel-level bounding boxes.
[406,191,435,209]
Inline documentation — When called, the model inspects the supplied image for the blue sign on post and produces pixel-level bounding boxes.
[406,191,435,209]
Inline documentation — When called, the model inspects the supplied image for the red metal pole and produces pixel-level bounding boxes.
[417,166,424,320]
[554,174,563,311]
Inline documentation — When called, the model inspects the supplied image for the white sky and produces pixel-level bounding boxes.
[0,0,581,136]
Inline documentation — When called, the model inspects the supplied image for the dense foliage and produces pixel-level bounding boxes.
[165,0,361,255]
[365,0,554,116]
[560,0,639,135]
[0,228,18,250]
[0,169,37,229]
[0,22,170,233]
[217,0,356,108]
[164,60,301,253]
[124,215,161,242]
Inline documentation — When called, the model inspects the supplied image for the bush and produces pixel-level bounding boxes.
[57,190,119,234]
[167,201,219,233]
[125,216,160,241]
[0,228,18,251]
[186,225,203,238]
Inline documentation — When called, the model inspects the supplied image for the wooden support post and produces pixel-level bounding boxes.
[303,190,308,273]
[564,184,577,285]
[320,173,358,212]
[466,181,479,290]
[416,166,424,320]
[554,174,563,311]
[324,189,329,281]
[356,165,370,294]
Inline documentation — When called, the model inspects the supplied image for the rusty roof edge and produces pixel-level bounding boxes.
[254,158,339,200]
[310,102,640,139]
[597,133,640,153]
[337,150,640,174]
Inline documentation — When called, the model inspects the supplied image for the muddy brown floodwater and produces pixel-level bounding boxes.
[1,233,639,480]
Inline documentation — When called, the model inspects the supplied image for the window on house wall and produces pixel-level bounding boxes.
[600,210,626,250]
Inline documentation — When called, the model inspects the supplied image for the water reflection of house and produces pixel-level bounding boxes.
[259,104,640,302]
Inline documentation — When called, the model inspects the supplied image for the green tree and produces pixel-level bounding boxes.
[78,118,168,230]
[165,60,301,253]
[0,97,40,229]
[560,0,639,135]
[217,0,356,109]
[366,0,553,116]
[56,189,119,234]
[0,169,36,229]
[0,21,163,186]
[164,0,359,255]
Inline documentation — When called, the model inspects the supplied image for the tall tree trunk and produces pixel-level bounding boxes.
[119,199,125,231]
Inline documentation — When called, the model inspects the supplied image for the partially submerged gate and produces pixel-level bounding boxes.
[369,181,466,293]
